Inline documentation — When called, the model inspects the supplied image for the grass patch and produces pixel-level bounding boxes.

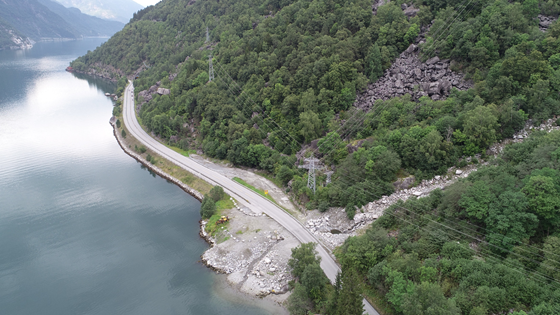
[236,230,243,235]
[216,198,234,211]
[167,144,197,157]
[204,196,234,236]
[232,177,277,203]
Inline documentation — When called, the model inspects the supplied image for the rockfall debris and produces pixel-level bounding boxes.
[354,44,473,110]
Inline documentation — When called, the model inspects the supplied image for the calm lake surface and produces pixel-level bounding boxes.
[0,39,277,315]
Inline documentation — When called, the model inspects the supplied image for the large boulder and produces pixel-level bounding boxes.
[393,176,415,191]
[157,88,170,95]
[426,56,440,65]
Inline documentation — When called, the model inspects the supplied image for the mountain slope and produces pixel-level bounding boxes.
[0,17,34,50]
[0,0,79,40]
[38,0,124,37]
[55,0,144,23]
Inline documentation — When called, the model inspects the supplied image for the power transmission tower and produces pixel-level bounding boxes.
[206,26,209,42]
[208,55,215,82]
[302,157,321,193]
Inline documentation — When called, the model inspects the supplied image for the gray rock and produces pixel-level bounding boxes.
[426,56,440,65]
[157,88,170,95]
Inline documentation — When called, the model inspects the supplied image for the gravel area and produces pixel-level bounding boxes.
[200,205,298,306]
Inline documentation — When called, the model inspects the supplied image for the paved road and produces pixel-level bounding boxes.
[122,82,379,315]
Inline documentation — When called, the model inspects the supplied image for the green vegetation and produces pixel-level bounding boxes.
[200,195,216,219]
[334,130,560,315]
[201,185,235,235]
[76,0,560,218]
[232,177,276,203]
[287,242,364,315]
[209,185,225,202]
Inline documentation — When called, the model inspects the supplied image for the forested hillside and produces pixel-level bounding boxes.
[73,1,560,313]
[330,130,560,315]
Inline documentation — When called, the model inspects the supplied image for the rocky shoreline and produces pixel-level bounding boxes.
[110,116,203,201]
[110,116,293,308]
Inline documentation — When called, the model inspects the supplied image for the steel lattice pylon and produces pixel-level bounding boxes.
[304,157,320,193]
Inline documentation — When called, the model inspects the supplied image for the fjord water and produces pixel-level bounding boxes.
[0,39,275,315]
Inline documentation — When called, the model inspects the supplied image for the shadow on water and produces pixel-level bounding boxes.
[71,72,116,96]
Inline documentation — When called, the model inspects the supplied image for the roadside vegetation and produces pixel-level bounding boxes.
[233,177,277,204]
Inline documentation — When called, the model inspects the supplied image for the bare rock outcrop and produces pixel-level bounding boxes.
[354,44,473,110]
[157,87,170,95]
[539,14,558,32]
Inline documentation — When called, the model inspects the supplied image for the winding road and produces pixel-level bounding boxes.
[122,82,379,315]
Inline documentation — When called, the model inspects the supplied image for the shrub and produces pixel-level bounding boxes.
[116,119,121,128]
[146,154,152,162]
[121,129,126,138]
[345,203,356,219]
[277,165,294,185]
[200,195,216,219]
[179,138,189,150]
[318,201,329,212]
[209,185,225,202]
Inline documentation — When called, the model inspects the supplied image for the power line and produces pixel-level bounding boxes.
[208,55,215,82]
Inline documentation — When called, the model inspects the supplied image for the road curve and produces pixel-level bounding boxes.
[122,82,379,315]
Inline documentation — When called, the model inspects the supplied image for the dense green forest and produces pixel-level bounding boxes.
[74,0,560,217]
[73,0,560,313]
[327,130,560,315]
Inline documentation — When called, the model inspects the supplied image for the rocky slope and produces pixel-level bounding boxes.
[354,43,473,110]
